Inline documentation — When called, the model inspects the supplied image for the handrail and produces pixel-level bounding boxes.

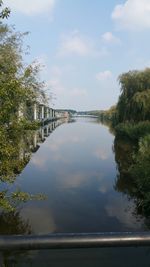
[0,232,150,250]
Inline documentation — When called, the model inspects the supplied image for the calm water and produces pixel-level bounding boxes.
[11,117,145,234]
[1,117,150,266]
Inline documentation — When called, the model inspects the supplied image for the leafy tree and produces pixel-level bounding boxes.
[0,28,47,125]
[0,1,48,215]
[0,17,48,126]
[0,0,10,19]
[117,69,150,123]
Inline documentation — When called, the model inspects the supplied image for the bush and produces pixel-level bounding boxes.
[115,121,150,141]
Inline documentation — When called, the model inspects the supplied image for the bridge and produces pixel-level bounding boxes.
[19,119,66,162]
[18,102,69,124]
[73,114,99,118]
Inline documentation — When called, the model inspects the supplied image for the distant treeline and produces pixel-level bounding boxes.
[55,109,77,115]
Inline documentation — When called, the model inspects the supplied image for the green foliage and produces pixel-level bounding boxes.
[130,135,150,186]
[0,20,48,126]
[0,0,10,19]
[19,119,40,130]
[0,125,47,212]
[0,126,30,183]
[89,69,150,127]
[0,210,32,234]
[115,121,150,141]
[0,10,48,215]
[129,135,150,216]
[86,106,118,126]
[117,69,150,123]
[0,189,45,212]
[114,133,150,221]
[112,68,150,222]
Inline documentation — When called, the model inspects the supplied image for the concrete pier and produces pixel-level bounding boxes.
[18,101,67,125]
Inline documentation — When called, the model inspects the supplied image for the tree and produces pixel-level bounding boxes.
[117,69,150,123]
[0,3,47,214]
[0,22,48,126]
[0,0,10,19]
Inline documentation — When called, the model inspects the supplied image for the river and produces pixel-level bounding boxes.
[1,117,150,266]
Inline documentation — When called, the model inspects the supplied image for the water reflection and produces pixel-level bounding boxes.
[114,135,150,228]
[1,118,149,234]
[0,119,64,233]
[2,247,150,267]
[13,117,145,234]
[0,210,31,234]
[0,118,150,266]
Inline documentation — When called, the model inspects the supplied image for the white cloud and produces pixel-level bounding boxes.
[102,32,121,44]
[70,88,87,97]
[96,71,112,81]
[57,30,110,58]
[112,0,150,30]
[58,30,91,57]
[48,79,65,96]
[5,0,55,16]
[105,195,143,229]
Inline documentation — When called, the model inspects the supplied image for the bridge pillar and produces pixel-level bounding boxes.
[41,128,44,141]
[46,107,49,120]
[40,105,44,120]
[49,108,51,119]
[46,125,49,136]
[52,109,54,118]
[50,108,53,119]
[33,103,37,121]
[39,104,44,121]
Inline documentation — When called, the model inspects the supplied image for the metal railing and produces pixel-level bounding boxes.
[0,232,150,251]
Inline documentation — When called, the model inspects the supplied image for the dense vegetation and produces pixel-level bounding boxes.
[102,68,150,222]
[0,2,48,127]
[86,68,150,223]
[0,2,47,213]
[117,69,150,123]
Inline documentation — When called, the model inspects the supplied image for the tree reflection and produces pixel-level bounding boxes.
[0,125,32,183]
[0,121,65,266]
[0,209,33,267]
[0,119,65,213]
[0,210,31,235]
[0,125,46,213]
[114,135,150,227]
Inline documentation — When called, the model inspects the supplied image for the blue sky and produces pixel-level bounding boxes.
[4,0,150,110]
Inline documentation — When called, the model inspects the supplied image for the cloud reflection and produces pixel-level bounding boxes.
[21,206,56,234]
[105,195,144,230]
[94,148,109,160]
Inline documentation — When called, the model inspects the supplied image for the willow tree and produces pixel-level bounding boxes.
[117,69,150,123]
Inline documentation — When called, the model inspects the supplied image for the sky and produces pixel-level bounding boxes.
[4,0,150,111]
